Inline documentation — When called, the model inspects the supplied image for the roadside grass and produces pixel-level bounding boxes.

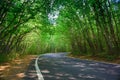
[0,54,9,63]
[0,52,27,64]
[0,53,19,64]
[0,51,41,64]
[69,53,120,64]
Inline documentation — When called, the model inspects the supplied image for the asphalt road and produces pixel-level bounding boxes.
[23,53,120,80]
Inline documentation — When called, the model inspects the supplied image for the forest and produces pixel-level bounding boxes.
[0,0,120,62]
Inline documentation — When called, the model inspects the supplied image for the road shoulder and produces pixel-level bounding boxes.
[0,55,37,80]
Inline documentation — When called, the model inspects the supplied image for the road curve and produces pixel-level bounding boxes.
[24,53,120,80]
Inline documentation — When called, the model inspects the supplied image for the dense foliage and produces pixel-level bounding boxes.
[0,0,120,62]
[56,0,120,56]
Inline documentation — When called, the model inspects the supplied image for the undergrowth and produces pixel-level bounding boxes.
[0,53,22,64]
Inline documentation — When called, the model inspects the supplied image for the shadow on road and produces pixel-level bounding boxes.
[23,59,38,80]
[23,53,120,80]
[38,53,120,80]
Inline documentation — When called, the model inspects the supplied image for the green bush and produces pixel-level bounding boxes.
[0,54,9,63]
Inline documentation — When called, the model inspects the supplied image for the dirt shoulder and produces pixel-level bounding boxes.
[69,54,120,64]
[0,55,37,80]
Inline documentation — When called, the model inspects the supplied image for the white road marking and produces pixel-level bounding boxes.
[35,55,44,80]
